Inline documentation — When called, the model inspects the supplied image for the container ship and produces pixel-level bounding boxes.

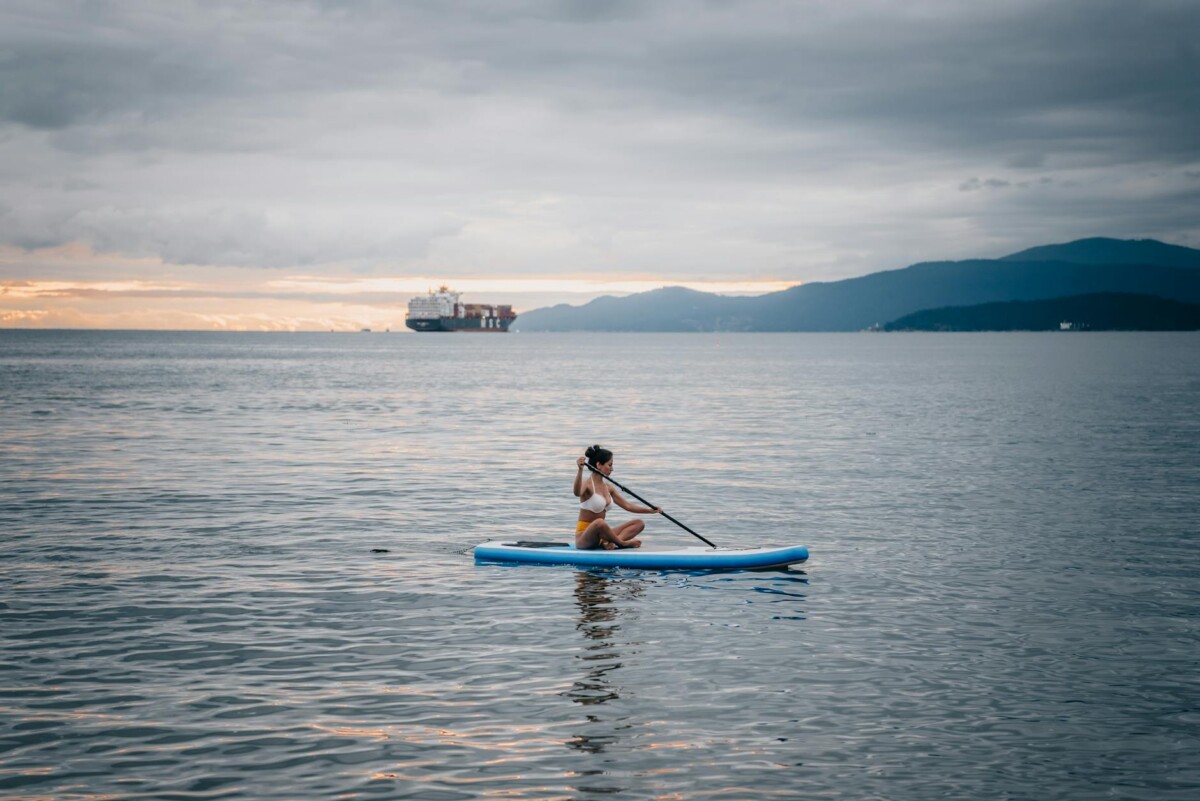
[405,286,517,332]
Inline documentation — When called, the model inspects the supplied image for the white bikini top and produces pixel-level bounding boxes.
[579,474,611,513]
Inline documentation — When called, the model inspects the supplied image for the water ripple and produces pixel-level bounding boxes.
[1,331,1198,799]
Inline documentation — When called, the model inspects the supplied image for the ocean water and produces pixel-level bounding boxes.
[2,330,1199,801]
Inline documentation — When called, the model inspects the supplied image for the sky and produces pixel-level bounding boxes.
[1,0,1198,330]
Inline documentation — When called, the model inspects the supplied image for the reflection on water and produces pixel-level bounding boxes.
[755,569,809,621]
[565,571,643,762]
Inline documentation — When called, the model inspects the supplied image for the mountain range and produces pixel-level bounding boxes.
[884,292,1200,332]
[512,238,1200,332]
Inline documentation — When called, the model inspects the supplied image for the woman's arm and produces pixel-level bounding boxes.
[573,456,587,498]
[610,488,661,515]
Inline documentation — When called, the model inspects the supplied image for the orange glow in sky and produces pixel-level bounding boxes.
[0,247,799,331]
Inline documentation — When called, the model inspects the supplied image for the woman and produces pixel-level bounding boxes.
[573,445,662,550]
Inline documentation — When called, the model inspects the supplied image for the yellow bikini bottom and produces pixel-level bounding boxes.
[576,520,590,534]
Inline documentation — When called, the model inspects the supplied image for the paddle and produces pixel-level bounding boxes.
[584,463,717,548]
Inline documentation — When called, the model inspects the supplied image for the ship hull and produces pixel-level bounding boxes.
[406,317,514,332]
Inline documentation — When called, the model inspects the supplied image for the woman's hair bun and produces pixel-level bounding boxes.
[584,444,612,467]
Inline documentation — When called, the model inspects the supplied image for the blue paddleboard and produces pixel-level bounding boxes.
[473,540,808,570]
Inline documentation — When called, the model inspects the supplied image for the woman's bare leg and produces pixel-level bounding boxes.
[578,520,617,550]
[577,519,641,549]
[610,519,644,548]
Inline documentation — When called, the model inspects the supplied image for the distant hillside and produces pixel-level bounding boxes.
[513,238,1200,332]
[883,293,1200,332]
[743,259,1200,331]
[1001,237,1200,269]
[512,287,753,332]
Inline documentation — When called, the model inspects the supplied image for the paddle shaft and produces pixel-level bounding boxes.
[584,463,716,548]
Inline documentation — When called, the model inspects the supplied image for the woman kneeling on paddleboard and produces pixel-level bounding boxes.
[574,445,661,550]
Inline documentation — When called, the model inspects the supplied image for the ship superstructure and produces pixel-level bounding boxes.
[405,286,516,332]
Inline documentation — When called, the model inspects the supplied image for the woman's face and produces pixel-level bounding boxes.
[598,458,614,476]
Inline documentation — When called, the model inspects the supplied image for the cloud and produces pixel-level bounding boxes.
[959,178,1012,192]
[0,201,463,269]
[0,40,225,129]
[0,0,1196,288]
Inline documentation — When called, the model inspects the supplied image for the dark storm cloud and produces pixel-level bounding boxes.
[526,0,1200,167]
[9,1,1195,162]
[0,40,231,130]
[0,0,1197,276]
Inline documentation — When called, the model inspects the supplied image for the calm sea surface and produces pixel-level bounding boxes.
[2,330,1199,800]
